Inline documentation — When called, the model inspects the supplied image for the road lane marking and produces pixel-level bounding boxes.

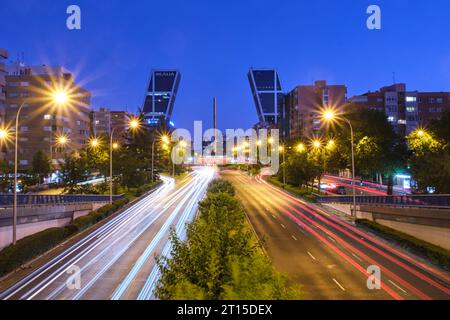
[388,280,408,294]
[327,236,336,243]
[307,251,316,261]
[333,278,346,291]
[352,253,363,262]
[280,224,286,229]
[271,214,276,219]
[291,235,298,241]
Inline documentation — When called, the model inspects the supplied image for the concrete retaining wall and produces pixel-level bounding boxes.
[0,202,107,250]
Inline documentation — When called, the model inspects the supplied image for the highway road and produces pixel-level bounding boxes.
[0,167,215,300]
[223,171,450,300]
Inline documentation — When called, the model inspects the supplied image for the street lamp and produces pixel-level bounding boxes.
[321,109,357,219]
[0,129,9,140]
[108,118,141,204]
[151,133,168,184]
[11,90,69,245]
[297,143,306,153]
[312,139,322,149]
[279,145,286,186]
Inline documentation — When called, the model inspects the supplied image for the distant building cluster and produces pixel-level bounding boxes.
[248,68,450,140]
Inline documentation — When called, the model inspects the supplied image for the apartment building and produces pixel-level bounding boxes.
[3,63,91,168]
[286,80,347,139]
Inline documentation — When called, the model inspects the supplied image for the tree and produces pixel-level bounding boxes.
[407,129,450,193]
[60,151,90,193]
[0,160,12,192]
[31,150,52,191]
[155,180,301,300]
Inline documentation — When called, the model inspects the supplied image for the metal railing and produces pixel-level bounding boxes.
[314,194,450,208]
[0,194,125,207]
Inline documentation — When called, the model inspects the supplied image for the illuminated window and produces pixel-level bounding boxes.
[44,114,52,120]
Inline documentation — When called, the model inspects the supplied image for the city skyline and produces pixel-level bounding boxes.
[2,0,450,133]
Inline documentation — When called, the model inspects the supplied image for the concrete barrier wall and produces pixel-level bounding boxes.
[0,202,107,250]
[356,206,450,251]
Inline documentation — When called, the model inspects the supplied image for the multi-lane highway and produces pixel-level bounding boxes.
[223,171,450,300]
[0,167,215,300]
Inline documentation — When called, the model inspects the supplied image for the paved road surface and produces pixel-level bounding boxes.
[0,167,215,300]
[223,171,450,300]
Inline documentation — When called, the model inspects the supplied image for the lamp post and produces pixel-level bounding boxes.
[11,90,68,245]
[322,110,357,219]
[108,118,140,204]
[153,135,169,183]
[279,145,286,186]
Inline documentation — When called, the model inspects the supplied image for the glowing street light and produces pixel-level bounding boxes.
[53,90,69,105]
[297,143,306,152]
[0,128,9,140]
[327,139,335,149]
[312,140,322,149]
[129,118,140,130]
[321,108,357,219]
[89,138,100,148]
[10,88,70,245]
[417,129,425,137]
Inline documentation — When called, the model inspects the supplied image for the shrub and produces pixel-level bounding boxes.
[207,179,235,196]
[0,228,68,276]
[0,197,130,277]
[357,219,450,270]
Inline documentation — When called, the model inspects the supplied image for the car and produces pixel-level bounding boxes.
[336,186,347,195]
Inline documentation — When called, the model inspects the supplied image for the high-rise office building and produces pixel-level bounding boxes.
[3,63,91,168]
[286,80,347,139]
[142,70,181,127]
[348,84,450,136]
[248,68,286,135]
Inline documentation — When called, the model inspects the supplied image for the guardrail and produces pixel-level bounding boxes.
[314,194,450,208]
[0,194,125,207]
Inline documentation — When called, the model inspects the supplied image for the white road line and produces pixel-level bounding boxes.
[271,214,276,219]
[307,251,316,261]
[332,278,346,291]
[291,235,298,241]
[388,280,408,294]
[280,224,286,229]
[327,236,336,243]
[352,253,363,262]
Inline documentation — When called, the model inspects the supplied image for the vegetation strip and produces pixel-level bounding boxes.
[155,179,301,300]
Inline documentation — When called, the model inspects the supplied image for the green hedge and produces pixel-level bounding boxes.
[0,197,130,277]
[0,227,70,276]
[357,219,450,271]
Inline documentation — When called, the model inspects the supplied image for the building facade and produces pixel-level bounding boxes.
[142,70,181,127]
[286,80,347,139]
[348,84,450,136]
[3,64,91,168]
[248,68,288,136]
[90,108,132,143]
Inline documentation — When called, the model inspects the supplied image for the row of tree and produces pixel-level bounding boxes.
[276,109,450,194]
[0,117,185,194]
[155,179,301,300]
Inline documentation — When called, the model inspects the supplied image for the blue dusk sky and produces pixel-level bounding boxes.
[1,0,450,133]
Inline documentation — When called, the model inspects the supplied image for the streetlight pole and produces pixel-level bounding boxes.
[109,127,117,205]
[343,117,357,219]
[12,100,28,245]
[151,138,156,184]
